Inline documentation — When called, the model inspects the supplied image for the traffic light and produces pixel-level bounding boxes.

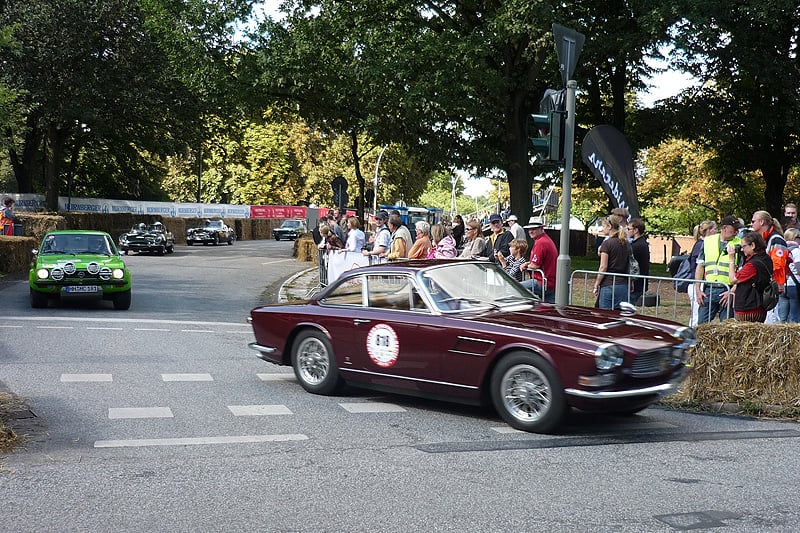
[528,111,566,164]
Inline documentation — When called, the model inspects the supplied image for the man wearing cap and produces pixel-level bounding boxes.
[363,211,391,259]
[695,215,742,323]
[521,216,557,303]
[486,213,513,262]
[506,214,525,240]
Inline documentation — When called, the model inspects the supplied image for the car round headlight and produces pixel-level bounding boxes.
[155,235,164,242]
[674,326,696,345]
[112,268,125,279]
[37,268,50,280]
[594,343,624,372]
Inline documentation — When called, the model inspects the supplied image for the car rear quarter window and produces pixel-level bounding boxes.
[320,276,365,306]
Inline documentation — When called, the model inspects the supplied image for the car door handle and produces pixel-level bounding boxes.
[353,319,371,325]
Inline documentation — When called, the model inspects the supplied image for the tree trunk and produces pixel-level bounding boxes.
[505,103,532,228]
[349,130,365,219]
[44,125,67,212]
[8,115,43,194]
[761,154,789,219]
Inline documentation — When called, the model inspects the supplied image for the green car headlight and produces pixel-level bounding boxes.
[112,268,125,279]
[36,268,49,280]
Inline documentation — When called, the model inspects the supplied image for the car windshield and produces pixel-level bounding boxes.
[206,221,223,229]
[148,224,165,232]
[41,234,112,255]
[421,262,536,312]
[281,220,302,228]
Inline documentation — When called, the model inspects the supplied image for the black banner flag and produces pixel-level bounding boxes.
[581,125,639,218]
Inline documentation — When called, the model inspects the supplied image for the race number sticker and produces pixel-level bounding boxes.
[366,324,400,368]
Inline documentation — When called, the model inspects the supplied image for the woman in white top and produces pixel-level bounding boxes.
[344,216,365,252]
[458,220,486,259]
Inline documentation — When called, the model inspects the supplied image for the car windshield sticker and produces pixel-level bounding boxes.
[366,324,399,368]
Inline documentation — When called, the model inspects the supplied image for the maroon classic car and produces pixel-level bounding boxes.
[248,260,694,433]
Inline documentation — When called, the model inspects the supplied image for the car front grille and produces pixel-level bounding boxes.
[630,347,675,377]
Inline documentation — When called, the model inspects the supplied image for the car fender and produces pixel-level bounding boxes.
[282,322,335,365]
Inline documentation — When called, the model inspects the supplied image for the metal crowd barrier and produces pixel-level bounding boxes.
[569,269,732,325]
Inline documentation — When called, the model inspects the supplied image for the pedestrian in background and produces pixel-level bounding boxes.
[506,214,525,240]
[695,215,741,323]
[451,214,465,250]
[428,223,457,258]
[344,216,365,252]
[726,231,773,322]
[627,217,650,305]
[688,220,717,327]
[521,216,557,303]
[408,221,432,259]
[1,197,14,235]
[751,210,788,323]
[458,220,485,259]
[781,227,800,322]
[593,216,631,310]
[495,238,528,281]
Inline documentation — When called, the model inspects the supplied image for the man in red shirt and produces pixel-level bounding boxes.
[521,216,557,302]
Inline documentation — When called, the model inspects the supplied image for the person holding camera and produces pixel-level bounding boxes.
[363,211,391,258]
[726,231,773,322]
[695,215,742,323]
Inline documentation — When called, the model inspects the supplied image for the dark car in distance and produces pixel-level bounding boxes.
[186,219,236,246]
[119,222,175,255]
[248,260,694,433]
[273,219,307,241]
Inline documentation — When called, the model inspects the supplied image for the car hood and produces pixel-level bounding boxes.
[473,303,683,352]
[35,254,125,269]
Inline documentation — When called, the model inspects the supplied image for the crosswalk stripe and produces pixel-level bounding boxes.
[161,373,213,382]
[61,373,113,382]
[339,402,407,413]
[108,407,173,419]
[94,434,308,448]
[228,405,292,416]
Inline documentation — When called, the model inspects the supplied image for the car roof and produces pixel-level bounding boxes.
[45,230,111,237]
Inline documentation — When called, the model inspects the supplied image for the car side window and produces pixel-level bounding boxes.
[366,274,429,312]
[320,276,365,306]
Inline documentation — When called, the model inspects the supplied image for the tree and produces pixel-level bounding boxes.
[0,0,250,209]
[669,0,800,216]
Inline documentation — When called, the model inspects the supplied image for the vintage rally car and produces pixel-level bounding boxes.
[29,230,132,310]
[272,219,308,241]
[186,219,236,246]
[248,260,694,433]
[119,221,175,255]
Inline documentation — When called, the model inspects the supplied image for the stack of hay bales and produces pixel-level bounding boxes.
[674,322,800,415]
[295,235,318,263]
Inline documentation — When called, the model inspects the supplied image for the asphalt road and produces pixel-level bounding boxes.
[2,240,800,532]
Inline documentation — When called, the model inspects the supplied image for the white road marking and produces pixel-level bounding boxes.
[135,328,170,332]
[61,373,113,383]
[180,329,215,333]
[338,402,407,413]
[257,373,295,382]
[161,373,213,382]
[260,259,296,265]
[94,434,309,448]
[86,327,124,331]
[36,326,73,329]
[108,407,174,419]
[228,405,293,416]
[491,426,525,434]
[0,325,23,328]
[7,316,250,327]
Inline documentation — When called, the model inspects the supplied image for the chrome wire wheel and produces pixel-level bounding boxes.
[500,363,552,423]
[291,331,340,394]
[296,336,330,386]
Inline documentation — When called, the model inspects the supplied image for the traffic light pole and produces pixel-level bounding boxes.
[555,80,577,306]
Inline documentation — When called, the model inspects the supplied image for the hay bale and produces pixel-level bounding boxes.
[0,236,37,273]
[295,235,317,263]
[679,322,800,410]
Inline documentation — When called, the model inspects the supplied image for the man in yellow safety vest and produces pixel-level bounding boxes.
[694,215,742,323]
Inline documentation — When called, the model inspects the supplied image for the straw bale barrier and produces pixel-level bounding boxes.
[673,322,800,415]
[295,235,318,263]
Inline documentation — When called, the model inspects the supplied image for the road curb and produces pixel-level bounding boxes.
[278,266,317,303]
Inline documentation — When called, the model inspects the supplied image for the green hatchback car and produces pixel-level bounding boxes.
[29,230,132,309]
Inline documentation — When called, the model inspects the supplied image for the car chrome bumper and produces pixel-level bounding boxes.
[248,342,278,362]
[565,367,689,400]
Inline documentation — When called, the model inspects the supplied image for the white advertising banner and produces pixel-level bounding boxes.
[54,197,251,218]
[326,251,371,284]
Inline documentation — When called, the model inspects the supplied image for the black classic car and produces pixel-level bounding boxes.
[119,222,175,255]
[186,219,236,246]
[272,219,308,241]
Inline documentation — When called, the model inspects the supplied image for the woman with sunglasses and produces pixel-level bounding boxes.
[458,220,485,259]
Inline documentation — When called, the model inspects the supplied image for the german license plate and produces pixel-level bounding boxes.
[63,285,100,293]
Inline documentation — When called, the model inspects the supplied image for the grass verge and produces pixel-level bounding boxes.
[0,392,27,452]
